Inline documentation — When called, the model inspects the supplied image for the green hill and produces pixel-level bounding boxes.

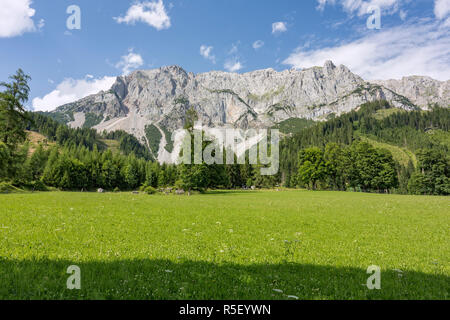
[358,135,417,168]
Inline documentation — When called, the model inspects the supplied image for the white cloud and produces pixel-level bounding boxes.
[229,43,239,55]
[356,0,401,15]
[252,40,265,50]
[317,0,335,11]
[445,17,450,27]
[224,59,243,72]
[37,19,45,31]
[32,76,116,112]
[399,9,407,21]
[272,22,287,34]
[317,0,402,16]
[0,0,37,38]
[200,45,216,63]
[283,19,450,81]
[434,0,450,19]
[114,0,171,30]
[115,49,144,75]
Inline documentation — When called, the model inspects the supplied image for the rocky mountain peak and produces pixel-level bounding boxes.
[324,60,336,72]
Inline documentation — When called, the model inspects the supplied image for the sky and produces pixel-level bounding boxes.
[0,0,449,112]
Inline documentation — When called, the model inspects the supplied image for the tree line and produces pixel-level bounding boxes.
[0,70,448,195]
[280,101,449,195]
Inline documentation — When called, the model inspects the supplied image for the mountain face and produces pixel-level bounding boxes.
[50,61,449,162]
[372,76,450,108]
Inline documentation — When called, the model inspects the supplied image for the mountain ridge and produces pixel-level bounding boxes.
[48,61,449,162]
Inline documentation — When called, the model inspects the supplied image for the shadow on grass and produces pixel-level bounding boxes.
[0,258,447,300]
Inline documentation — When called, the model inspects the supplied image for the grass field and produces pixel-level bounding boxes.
[0,190,448,300]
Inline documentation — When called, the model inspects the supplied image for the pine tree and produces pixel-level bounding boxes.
[0,69,31,149]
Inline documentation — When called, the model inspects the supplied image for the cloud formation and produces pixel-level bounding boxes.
[316,0,333,11]
[224,59,243,72]
[283,19,450,81]
[200,45,216,63]
[228,43,240,55]
[114,0,171,30]
[115,49,144,75]
[0,0,37,38]
[434,0,450,19]
[252,40,265,50]
[316,0,402,16]
[32,76,116,112]
[272,22,287,34]
[37,18,45,31]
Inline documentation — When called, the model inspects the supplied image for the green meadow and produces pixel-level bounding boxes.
[0,190,448,300]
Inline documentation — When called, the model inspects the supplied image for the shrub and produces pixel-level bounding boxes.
[144,186,157,195]
[0,182,21,194]
[113,187,120,193]
[31,180,48,191]
[174,179,185,191]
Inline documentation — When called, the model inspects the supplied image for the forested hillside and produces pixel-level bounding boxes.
[280,101,449,194]
[28,112,154,160]
[1,70,448,195]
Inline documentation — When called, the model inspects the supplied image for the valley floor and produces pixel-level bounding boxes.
[0,190,448,300]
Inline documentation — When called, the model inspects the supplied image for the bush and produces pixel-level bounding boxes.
[174,179,185,191]
[144,186,157,195]
[113,187,120,193]
[0,182,21,194]
[31,180,48,191]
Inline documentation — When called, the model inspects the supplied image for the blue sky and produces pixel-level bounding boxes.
[0,0,448,111]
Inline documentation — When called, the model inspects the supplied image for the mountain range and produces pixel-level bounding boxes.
[48,61,449,162]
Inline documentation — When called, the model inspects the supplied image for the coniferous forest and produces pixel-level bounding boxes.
[1,70,449,195]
